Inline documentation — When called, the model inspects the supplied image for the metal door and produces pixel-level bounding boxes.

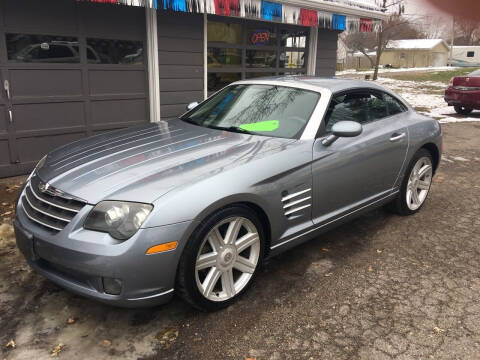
[0,5,17,175]
[311,93,408,225]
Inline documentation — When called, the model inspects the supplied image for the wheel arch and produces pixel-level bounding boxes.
[420,142,440,174]
[234,201,272,258]
[189,196,273,259]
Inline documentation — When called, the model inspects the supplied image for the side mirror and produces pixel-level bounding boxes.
[322,121,362,146]
[186,101,199,111]
[331,121,362,137]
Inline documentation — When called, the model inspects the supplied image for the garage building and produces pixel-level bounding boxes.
[380,39,450,69]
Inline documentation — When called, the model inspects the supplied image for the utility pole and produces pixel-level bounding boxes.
[449,15,454,66]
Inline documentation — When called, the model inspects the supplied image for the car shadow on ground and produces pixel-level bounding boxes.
[440,111,480,119]
[84,207,394,328]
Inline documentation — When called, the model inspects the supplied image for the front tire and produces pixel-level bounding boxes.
[176,205,264,311]
[388,149,434,216]
[454,105,473,115]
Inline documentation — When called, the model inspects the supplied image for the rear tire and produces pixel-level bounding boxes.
[176,205,265,311]
[387,149,434,216]
[454,105,473,115]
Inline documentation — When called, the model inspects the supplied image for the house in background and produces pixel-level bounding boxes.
[345,50,376,69]
[0,0,385,177]
[451,46,480,67]
[380,39,450,68]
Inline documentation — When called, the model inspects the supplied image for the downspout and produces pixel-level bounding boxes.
[146,6,161,122]
[307,26,318,76]
[204,13,208,100]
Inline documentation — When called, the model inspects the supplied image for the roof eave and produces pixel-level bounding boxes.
[279,0,388,20]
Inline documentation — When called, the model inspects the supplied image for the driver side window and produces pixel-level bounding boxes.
[324,91,388,133]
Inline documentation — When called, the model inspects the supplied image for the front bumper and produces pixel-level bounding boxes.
[14,205,194,308]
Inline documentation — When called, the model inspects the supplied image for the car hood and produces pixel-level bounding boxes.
[36,119,295,204]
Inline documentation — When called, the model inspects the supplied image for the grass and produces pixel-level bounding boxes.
[382,67,479,84]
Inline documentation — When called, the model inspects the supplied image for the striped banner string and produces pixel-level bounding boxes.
[77,0,379,32]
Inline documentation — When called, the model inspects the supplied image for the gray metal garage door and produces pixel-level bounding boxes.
[0,0,149,178]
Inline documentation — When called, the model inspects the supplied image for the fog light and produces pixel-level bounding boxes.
[103,277,122,295]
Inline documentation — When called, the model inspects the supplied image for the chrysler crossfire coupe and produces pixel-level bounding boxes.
[15,77,442,311]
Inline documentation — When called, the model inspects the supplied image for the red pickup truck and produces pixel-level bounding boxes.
[445,69,480,115]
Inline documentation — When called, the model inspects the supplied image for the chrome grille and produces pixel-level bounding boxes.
[281,188,312,219]
[21,175,86,232]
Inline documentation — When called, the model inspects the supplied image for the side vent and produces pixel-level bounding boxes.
[281,188,312,219]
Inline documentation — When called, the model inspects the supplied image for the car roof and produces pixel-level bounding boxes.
[235,76,387,94]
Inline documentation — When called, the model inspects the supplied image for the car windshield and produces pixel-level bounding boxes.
[182,84,320,139]
[469,69,480,76]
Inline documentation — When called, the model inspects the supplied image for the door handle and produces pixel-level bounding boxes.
[3,80,11,100]
[390,133,406,142]
[8,110,13,124]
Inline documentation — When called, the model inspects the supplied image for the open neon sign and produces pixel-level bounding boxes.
[251,30,270,46]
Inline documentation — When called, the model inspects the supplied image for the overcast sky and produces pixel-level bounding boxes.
[403,0,450,18]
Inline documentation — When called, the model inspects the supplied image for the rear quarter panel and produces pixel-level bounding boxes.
[399,110,442,184]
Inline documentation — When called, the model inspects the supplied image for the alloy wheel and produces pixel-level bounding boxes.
[195,216,261,302]
[406,156,433,211]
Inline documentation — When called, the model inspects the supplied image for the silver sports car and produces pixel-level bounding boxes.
[14,77,442,311]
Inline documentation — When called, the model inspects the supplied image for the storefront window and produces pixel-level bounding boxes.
[208,73,242,92]
[246,50,276,68]
[279,71,306,76]
[6,34,80,63]
[280,29,307,48]
[87,38,143,64]
[207,19,308,87]
[280,51,305,68]
[208,22,242,44]
[245,72,275,79]
[208,48,242,67]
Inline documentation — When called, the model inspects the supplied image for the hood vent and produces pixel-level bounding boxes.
[281,188,311,219]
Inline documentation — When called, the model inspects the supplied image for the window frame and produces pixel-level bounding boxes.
[382,91,408,116]
[316,88,409,138]
[5,33,81,64]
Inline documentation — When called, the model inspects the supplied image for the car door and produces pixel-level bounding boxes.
[311,89,409,225]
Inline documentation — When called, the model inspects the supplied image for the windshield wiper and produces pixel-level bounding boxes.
[182,120,256,135]
[224,126,255,135]
[180,117,200,126]
[202,124,256,135]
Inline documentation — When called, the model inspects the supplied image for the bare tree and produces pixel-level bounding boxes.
[411,15,448,40]
[372,0,422,80]
[454,17,480,45]
[342,31,377,68]
[343,1,422,79]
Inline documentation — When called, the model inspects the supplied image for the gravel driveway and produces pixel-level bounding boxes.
[1,122,479,360]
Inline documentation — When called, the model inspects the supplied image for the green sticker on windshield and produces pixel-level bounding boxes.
[239,120,279,132]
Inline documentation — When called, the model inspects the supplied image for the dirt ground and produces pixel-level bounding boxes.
[1,122,479,360]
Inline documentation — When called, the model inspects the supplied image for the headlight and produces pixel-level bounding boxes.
[84,201,153,240]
